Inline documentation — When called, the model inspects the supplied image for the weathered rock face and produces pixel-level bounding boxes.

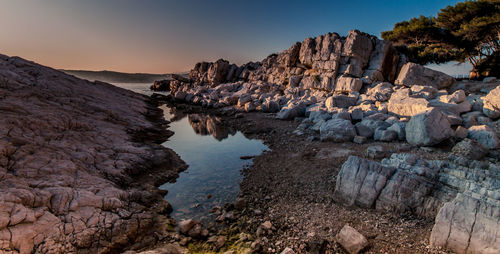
[334,154,500,254]
[180,30,400,93]
[482,85,500,119]
[395,62,455,89]
[405,108,453,146]
[0,54,185,253]
[362,40,400,83]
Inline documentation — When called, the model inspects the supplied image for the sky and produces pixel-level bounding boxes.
[0,0,469,74]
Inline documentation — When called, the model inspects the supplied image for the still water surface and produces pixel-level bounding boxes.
[112,83,268,223]
[159,105,268,222]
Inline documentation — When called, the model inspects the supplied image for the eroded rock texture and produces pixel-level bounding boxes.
[334,154,499,253]
[0,54,185,253]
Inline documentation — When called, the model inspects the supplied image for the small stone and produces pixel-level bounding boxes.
[454,126,468,140]
[280,247,295,254]
[336,225,368,254]
[216,236,226,249]
[353,136,367,144]
[366,145,388,159]
[261,221,272,230]
[234,197,246,210]
[178,219,197,235]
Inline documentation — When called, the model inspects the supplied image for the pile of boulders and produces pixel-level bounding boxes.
[159,30,499,154]
[154,29,499,253]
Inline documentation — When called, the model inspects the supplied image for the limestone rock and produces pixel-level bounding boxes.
[395,62,455,89]
[319,118,356,142]
[430,193,500,254]
[467,125,500,149]
[365,82,393,102]
[452,138,488,160]
[334,156,395,207]
[336,225,368,254]
[335,75,363,92]
[362,40,399,83]
[482,85,500,119]
[150,80,171,91]
[406,108,453,146]
[325,94,358,109]
[387,88,430,117]
[342,30,374,77]
[276,103,306,120]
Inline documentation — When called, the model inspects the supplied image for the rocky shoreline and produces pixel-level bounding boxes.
[152,29,499,253]
[0,54,186,253]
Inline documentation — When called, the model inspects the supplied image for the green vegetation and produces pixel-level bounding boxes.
[381,0,499,77]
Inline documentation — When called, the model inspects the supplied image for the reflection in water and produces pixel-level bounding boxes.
[159,105,268,223]
[188,114,236,141]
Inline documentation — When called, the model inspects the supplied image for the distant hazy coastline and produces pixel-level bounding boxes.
[61,69,183,83]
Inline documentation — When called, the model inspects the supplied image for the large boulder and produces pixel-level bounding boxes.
[451,138,488,160]
[325,94,358,110]
[150,79,171,91]
[365,82,393,102]
[341,30,374,77]
[362,40,399,83]
[207,59,231,86]
[395,62,455,89]
[277,42,301,67]
[482,85,500,119]
[335,75,363,92]
[467,125,500,149]
[406,108,453,146]
[430,192,500,254]
[334,156,396,207]
[276,102,306,120]
[319,118,356,142]
[299,37,316,66]
[387,88,430,117]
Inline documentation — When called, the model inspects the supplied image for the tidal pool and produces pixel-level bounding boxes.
[158,105,268,222]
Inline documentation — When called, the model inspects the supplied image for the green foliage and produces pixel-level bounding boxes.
[382,0,500,73]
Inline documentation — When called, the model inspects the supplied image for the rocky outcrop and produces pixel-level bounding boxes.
[0,54,185,253]
[395,62,455,89]
[150,79,171,91]
[159,29,498,154]
[334,154,499,253]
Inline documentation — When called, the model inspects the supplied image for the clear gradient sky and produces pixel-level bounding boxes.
[0,0,467,74]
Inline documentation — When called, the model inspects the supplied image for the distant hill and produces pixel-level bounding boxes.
[61,69,181,83]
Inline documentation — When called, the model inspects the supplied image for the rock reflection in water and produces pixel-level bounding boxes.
[159,105,268,223]
[188,114,236,141]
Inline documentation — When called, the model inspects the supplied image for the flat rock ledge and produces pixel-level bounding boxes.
[0,54,186,253]
[333,154,499,254]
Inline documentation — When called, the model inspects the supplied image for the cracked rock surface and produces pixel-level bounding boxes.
[334,153,499,253]
[0,54,185,253]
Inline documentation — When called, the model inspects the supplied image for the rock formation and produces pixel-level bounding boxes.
[0,54,185,253]
[155,29,500,253]
[334,154,499,253]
